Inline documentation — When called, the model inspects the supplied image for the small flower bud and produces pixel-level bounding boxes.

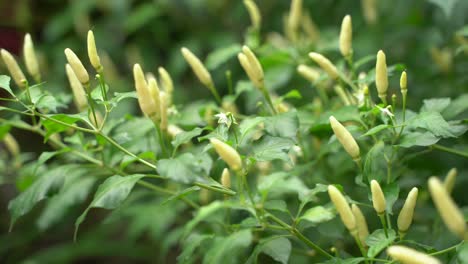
[158,67,174,94]
[181,47,214,88]
[221,168,231,189]
[351,204,369,247]
[309,52,339,80]
[87,30,103,72]
[238,46,264,90]
[65,64,88,111]
[428,177,466,239]
[400,71,407,92]
[397,187,418,234]
[297,64,320,83]
[147,76,161,122]
[1,49,27,88]
[3,133,20,157]
[328,185,357,233]
[133,64,154,117]
[23,33,41,82]
[287,0,302,41]
[444,168,457,194]
[370,180,386,215]
[361,0,377,25]
[64,48,89,85]
[387,246,441,264]
[243,0,261,30]
[210,138,242,171]
[375,50,388,101]
[339,15,352,58]
[329,116,360,161]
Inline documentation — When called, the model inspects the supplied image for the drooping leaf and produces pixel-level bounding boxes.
[382,182,399,214]
[398,131,440,148]
[203,229,252,264]
[178,233,214,264]
[37,176,96,230]
[8,165,81,229]
[366,229,396,258]
[74,174,145,240]
[246,236,291,264]
[0,75,14,96]
[299,205,335,225]
[172,127,204,151]
[238,116,264,143]
[410,111,455,138]
[157,152,211,184]
[443,94,468,119]
[264,111,299,139]
[252,136,295,162]
[364,141,386,183]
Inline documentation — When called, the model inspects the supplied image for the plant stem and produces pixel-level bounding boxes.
[266,213,333,259]
[432,144,468,159]
[260,86,277,115]
[208,83,222,105]
[429,242,463,256]
[194,182,236,196]
[379,213,389,238]
[154,122,168,158]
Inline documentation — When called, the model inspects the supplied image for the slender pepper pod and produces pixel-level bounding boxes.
[375,50,388,101]
[428,177,466,239]
[238,46,264,90]
[147,76,161,122]
[210,138,242,171]
[23,33,41,82]
[297,65,320,83]
[309,52,339,80]
[361,0,377,25]
[65,64,88,112]
[181,47,213,88]
[444,168,457,194]
[287,0,302,41]
[159,91,168,132]
[329,116,360,161]
[221,168,231,189]
[400,71,407,93]
[158,67,174,94]
[133,64,155,118]
[64,48,89,85]
[243,0,261,30]
[1,49,27,88]
[370,180,386,215]
[387,246,441,264]
[87,30,103,72]
[3,133,20,157]
[339,15,353,58]
[397,187,418,234]
[328,185,357,233]
[351,204,369,247]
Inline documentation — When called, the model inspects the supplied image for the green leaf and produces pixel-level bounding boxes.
[157,152,211,184]
[263,200,288,212]
[443,94,468,119]
[124,2,162,33]
[427,0,458,18]
[203,229,252,264]
[383,182,399,214]
[398,131,440,148]
[366,229,396,258]
[74,174,145,240]
[37,176,96,230]
[363,124,391,137]
[41,114,82,141]
[252,136,295,162]
[421,98,451,113]
[0,75,14,96]
[35,149,71,170]
[321,257,365,264]
[205,43,242,70]
[161,186,200,205]
[258,172,310,202]
[172,127,204,151]
[410,111,455,138]
[109,91,137,108]
[239,116,264,143]
[178,233,214,264]
[8,165,81,229]
[264,111,299,139]
[246,236,291,264]
[457,242,468,263]
[364,141,386,183]
[299,205,335,225]
[283,89,302,99]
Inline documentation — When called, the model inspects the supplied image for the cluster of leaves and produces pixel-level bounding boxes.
[1,0,468,263]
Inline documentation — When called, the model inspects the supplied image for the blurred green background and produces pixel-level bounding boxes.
[0,0,467,263]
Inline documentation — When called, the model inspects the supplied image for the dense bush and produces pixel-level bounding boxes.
[1,0,468,263]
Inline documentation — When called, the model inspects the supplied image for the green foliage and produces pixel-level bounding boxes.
[1,0,468,263]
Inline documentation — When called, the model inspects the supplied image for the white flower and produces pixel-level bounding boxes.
[353,90,365,107]
[377,105,394,117]
[215,112,232,127]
